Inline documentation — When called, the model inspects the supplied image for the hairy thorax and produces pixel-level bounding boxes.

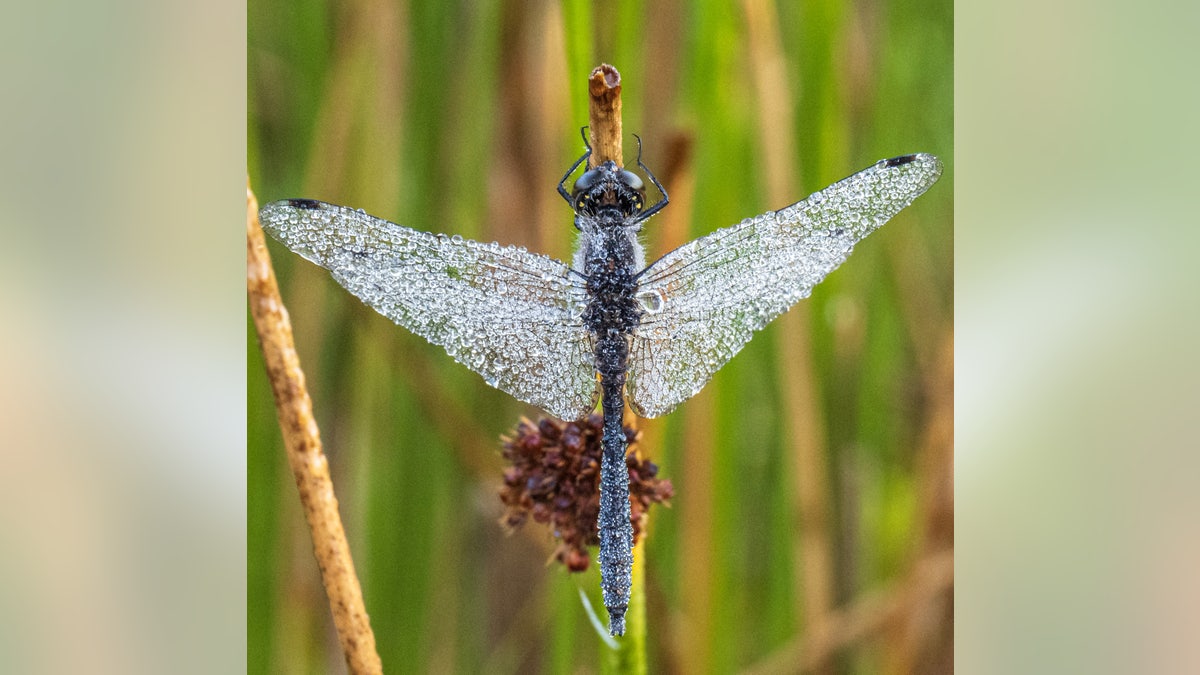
[580,212,643,378]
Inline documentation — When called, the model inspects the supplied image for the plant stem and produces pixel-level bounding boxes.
[588,64,623,167]
[247,181,383,675]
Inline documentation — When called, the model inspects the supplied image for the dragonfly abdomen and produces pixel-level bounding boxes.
[595,342,634,636]
[580,218,643,636]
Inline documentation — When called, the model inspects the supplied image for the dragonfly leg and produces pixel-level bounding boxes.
[632,134,669,222]
[557,127,594,206]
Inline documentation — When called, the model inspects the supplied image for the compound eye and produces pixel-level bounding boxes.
[572,168,603,196]
[618,169,644,191]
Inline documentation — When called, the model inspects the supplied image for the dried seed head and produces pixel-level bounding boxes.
[499,414,674,572]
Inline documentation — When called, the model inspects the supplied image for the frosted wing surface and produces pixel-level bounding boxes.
[626,154,942,418]
[259,200,600,420]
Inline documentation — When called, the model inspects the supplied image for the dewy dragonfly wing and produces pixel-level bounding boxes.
[626,153,943,418]
[259,200,601,420]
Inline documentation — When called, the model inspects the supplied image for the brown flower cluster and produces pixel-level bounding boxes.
[499,414,674,572]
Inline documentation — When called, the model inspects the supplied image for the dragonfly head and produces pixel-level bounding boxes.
[571,160,646,221]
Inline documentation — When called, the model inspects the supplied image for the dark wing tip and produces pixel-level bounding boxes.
[883,154,920,168]
[286,198,325,210]
[879,153,943,185]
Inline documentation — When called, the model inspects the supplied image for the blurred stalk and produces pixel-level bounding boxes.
[741,0,836,664]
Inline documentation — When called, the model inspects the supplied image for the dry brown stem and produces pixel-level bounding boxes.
[588,64,623,166]
[247,182,383,675]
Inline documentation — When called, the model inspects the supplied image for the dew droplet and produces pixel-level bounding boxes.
[636,289,666,314]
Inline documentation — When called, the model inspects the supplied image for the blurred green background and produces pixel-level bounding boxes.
[249,0,951,672]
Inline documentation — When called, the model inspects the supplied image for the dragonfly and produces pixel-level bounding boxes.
[259,133,942,636]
